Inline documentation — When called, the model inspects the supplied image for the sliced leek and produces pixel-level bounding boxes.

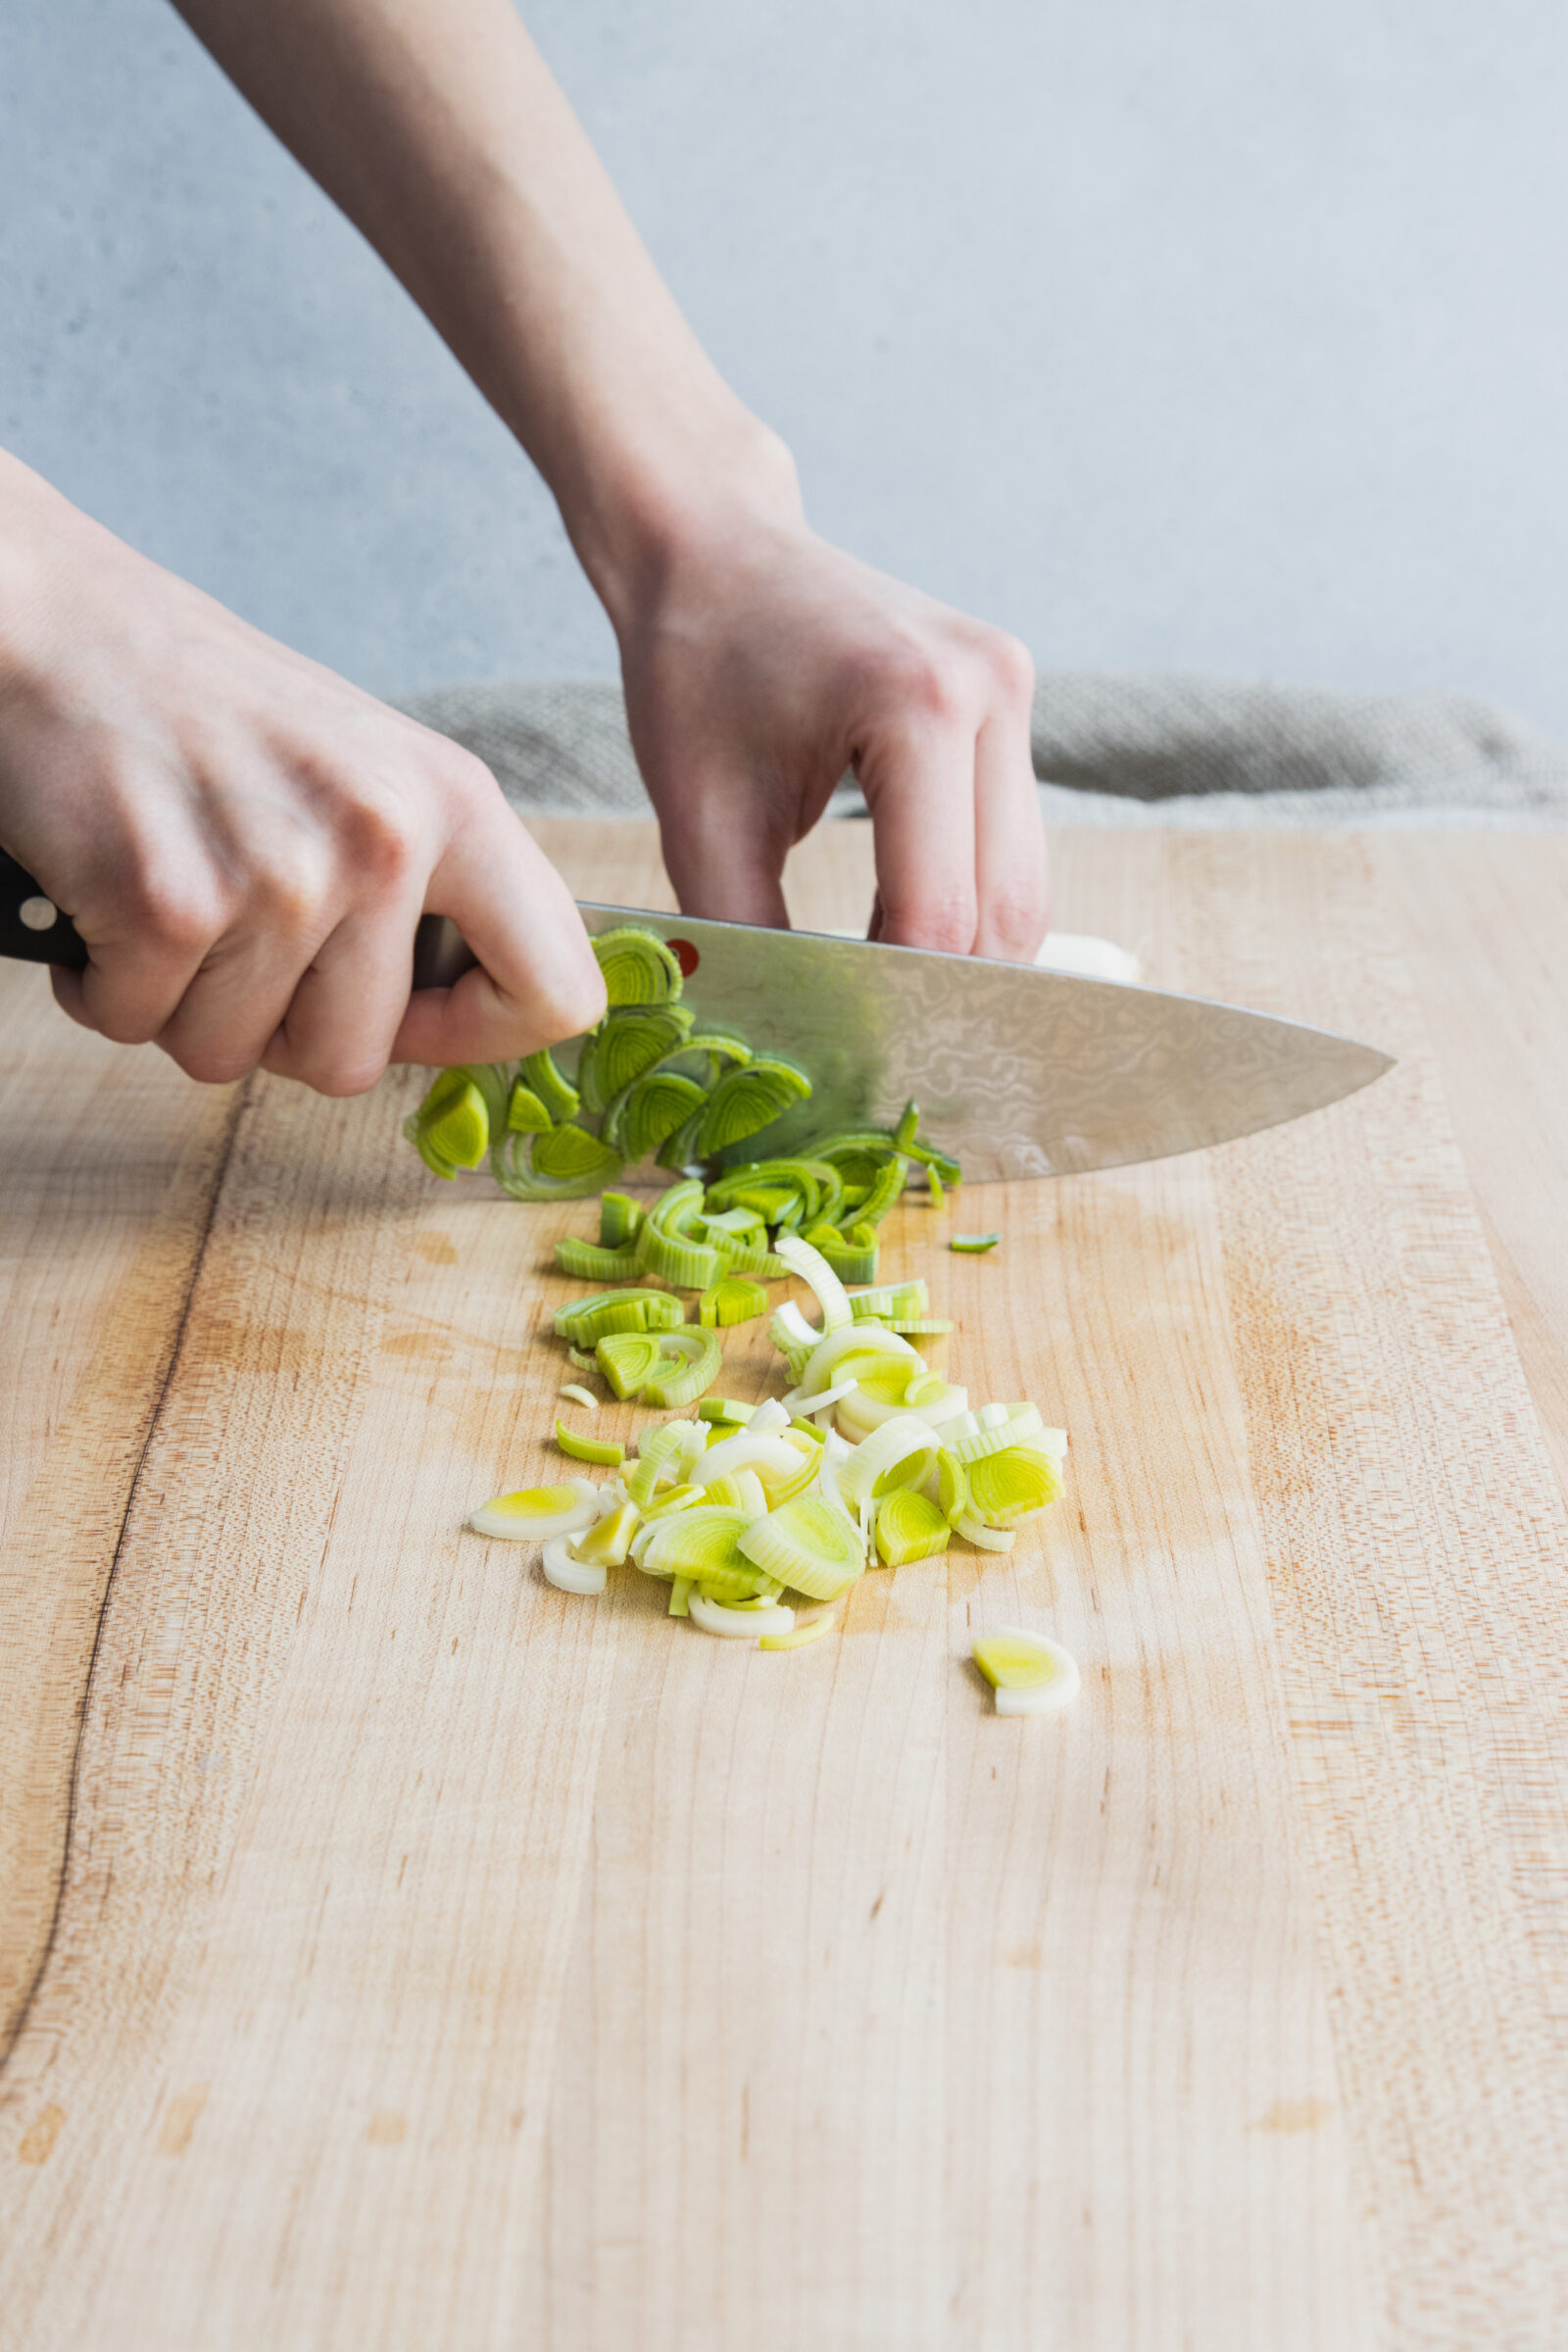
[688,1592,796,1641]
[738,1494,866,1599]
[972,1627,1081,1715]
[874,1490,951,1566]
[950,1233,1001,1254]
[541,1535,608,1595]
[556,1419,625,1468]
[470,1479,600,1542]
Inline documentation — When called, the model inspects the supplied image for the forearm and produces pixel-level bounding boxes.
[170,0,798,622]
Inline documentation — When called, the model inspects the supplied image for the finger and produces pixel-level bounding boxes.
[53,850,224,1049]
[390,798,606,1067]
[259,889,425,1095]
[655,767,792,931]
[972,707,1049,961]
[856,720,978,955]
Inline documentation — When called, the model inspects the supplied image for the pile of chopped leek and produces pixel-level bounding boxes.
[467,1229,1073,1696]
[404,924,958,1282]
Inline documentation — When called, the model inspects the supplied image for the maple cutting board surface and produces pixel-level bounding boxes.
[3,824,1568,2352]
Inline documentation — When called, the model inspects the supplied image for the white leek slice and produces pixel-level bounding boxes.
[469,1479,600,1541]
[541,1535,608,1594]
[558,1383,599,1410]
[835,1379,969,1442]
[953,1509,1016,1552]
[798,1322,917,1401]
[948,1403,1047,1463]
[703,1466,769,1518]
[687,1592,797,1641]
[972,1627,1080,1714]
[774,1233,854,1334]
[738,1493,866,1599]
[780,1375,860,1416]
[836,1415,941,1510]
[691,1429,806,1489]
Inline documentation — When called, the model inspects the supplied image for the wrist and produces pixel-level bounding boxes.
[559,399,806,642]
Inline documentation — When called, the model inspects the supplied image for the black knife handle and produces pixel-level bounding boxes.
[0,849,475,990]
[0,851,88,969]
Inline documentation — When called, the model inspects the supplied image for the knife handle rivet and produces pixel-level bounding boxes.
[666,938,700,978]
[19,896,58,932]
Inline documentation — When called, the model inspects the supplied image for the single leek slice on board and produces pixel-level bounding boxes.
[558,1383,599,1411]
[875,1490,951,1567]
[518,1046,580,1125]
[571,1498,641,1567]
[688,1592,796,1641]
[965,1446,1064,1527]
[951,1233,1002,1254]
[593,924,685,1006]
[541,1535,607,1595]
[554,1289,686,1348]
[739,1493,866,1599]
[469,1479,600,1541]
[699,1057,812,1156]
[505,1084,552,1135]
[599,1191,644,1250]
[556,1418,625,1468]
[699,1276,769,1328]
[576,1004,695,1115]
[972,1627,1081,1715]
[555,1234,642,1281]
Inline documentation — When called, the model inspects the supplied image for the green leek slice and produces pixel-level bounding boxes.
[607,1069,708,1163]
[554,1289,686,1348]
[849,1280,930,1321]
[577,1004,695,1114]
[639,1503,758,1589]
[595,1332,665,1398]
[505,1084,552,1135]
[934,1447,969,1525]
[556,1418,625,1468]
[697,1396,755,1424]
[837,1416,942,1510]
[758,1612,838,1651]
[599,1191,644,1250]
[531,1123,622,1185]
[642,1327,723,1409]
[592,924,685,1006]
[518,1047,580,1125]
[698,1057,812,1156]
[874,1490,951,1567]
[950,1232,1001,1254]
[774,1233,854,1334]
[698,1276,769,1328]
[703,1467,769,1517]
[668,1576,693,1616]
[493,1126,617,1202]
[555,1234,642,1281]
[948,1404,1046,1463]
[638,1178,721,1290]
[738,1493,866,1600]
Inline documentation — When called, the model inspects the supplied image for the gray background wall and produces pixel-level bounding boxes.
[4,0,1566,732]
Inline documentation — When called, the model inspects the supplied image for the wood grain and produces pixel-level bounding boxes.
[2,825,1566,2349]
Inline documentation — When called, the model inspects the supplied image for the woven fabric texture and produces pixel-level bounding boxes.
[400,672,1568,830]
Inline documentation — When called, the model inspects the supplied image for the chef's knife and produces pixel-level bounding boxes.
[0,853,1392,1182]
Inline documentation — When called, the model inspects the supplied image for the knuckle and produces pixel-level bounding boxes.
[882,888,977,956]
[985,878,1049,956]
[339,790,421,889]
[169,1040,263,1087]
[984,629,1037,711]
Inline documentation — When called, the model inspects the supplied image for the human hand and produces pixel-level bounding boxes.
[613,488,1048,960]
[0,461,604,1093]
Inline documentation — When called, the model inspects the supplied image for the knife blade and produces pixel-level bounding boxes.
[0,857,1392,1179]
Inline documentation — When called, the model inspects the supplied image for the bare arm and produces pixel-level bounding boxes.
[173,0,1049,955]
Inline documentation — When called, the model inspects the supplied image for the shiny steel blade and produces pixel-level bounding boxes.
[570,903,1394,1181]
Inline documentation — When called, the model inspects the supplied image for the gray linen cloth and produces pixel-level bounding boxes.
[400,673,1568,829]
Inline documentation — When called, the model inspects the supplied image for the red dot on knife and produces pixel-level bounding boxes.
[667,938,700,978]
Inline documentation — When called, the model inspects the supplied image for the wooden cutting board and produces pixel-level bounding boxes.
[3,823,1567,2352]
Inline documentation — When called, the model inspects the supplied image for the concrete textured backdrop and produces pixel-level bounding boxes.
[3,0,1566,730]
